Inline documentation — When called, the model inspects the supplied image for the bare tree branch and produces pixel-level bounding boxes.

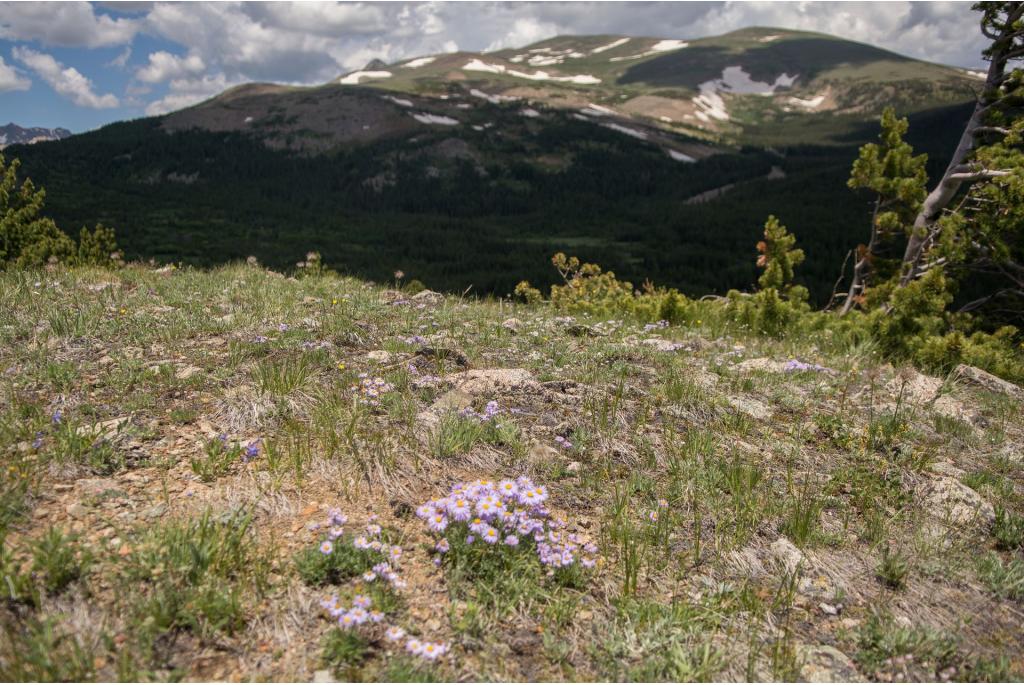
[948,169,1013,181]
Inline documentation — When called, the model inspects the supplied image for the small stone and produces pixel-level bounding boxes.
[798,644,859,682]
[729,396,773,421]
[176,365,202,380]
[954,364,1024,400]
[769,537,806,574]
[143,503,167,520]
[923,476,995,526]
[365,350,395,363]
[819,602,839,616]
[411,290,443,304]
[312,670,334,683]
[528,442,559,464]
[566,461,582,474]
[66,503,89,519]
[502,318,522,332]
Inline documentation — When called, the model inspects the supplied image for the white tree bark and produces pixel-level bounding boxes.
[898,3,1023,286]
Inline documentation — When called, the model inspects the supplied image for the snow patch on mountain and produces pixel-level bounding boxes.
[411,113,459,125]
[602,122,647,140]
[402,57,436,69]
[579,103,615,116]
[692,66,799,123]
[470,88,518,104]
[668,149,696,162]
[383,95,414,107]
[462,59,600,85]
[717,66,797,95]
[787,94,825,109]
[591,37,630,54]
[340,70,392,84]
[759,35,781,42]
[609,39,688,62]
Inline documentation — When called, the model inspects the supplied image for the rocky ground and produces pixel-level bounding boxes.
[0,263,1021,681]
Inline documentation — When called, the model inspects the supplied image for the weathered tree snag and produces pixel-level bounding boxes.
[898,2,1024,286]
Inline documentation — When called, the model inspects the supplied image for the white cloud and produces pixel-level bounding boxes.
[0,55,30,91]
[107,46,132,69]
[485,18,560,52]
[144,72,237,116]
[12,46,119,108]
[136,50,205,83]
[0,1,137,48]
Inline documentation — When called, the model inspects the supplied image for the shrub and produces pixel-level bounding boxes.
[1,154,119,269]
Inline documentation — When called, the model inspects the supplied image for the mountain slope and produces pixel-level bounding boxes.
[7,28,981,302]
[1,263,1022,680]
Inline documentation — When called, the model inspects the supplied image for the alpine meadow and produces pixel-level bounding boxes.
[1,1,1024,683]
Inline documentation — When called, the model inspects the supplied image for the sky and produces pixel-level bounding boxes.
[0,1,991,133]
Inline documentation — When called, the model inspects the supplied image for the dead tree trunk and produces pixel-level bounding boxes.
[898,2,1024,286]
[840,199,882,314]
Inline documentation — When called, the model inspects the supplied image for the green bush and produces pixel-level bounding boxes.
[1,153,118,269]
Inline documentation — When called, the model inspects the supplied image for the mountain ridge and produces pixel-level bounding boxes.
[0,123,72,149]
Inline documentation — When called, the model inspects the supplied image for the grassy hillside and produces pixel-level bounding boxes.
[1,263,1022,680]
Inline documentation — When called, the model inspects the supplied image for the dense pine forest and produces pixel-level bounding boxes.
[10,102,974,304]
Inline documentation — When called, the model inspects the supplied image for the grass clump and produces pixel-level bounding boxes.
[321,628,370,680]
[992,506,1024,550]
[855,609,958,678]
[876,545,909,589]
[0,616,97,682]
[31,527,91,595]
[253,355,313,396]
[977,552,1024,600]
[296,541,384,588]
[122,509,270,660]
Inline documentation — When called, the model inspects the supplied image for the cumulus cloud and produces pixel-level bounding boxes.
[136,50,205,83]
[0,55,30,91]
[107,46,132,69]
[0,1,137,48]
[144,72,238,116]
[12,46,119,108]
[485,18,561,52]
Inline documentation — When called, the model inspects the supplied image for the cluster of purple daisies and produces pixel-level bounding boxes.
[315,509,449,661]
[459,400,500,422]
[351,374,395,407]
[643,319,670,332]
[416,477,597,572]
[783,359,833,373]
[407,362,440,388]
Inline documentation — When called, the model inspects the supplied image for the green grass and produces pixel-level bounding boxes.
[31,527,91,595]
[0,263,1021,681]
[121,509,271,663]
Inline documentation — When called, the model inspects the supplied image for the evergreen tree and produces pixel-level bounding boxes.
[0,153,118,269]
[757,215,807,302]
[0,153,76,268]
[842,107,928,313]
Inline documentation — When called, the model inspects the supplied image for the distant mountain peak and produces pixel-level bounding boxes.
[0,123,72,149]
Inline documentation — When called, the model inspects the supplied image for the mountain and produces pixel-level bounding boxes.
[0,123,72,149]
[8,28,981,301]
